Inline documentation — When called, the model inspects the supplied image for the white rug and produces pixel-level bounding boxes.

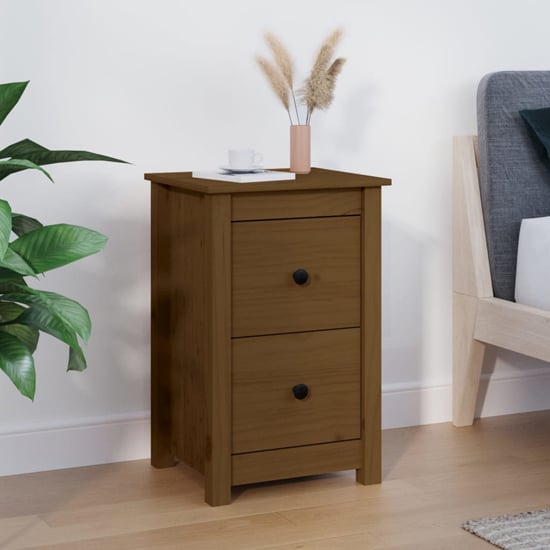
[463,509,550,549]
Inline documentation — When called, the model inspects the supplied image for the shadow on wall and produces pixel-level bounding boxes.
[381,218,427,478]
[315,83,377,169]
[5,209,153,427]
[71,215,151,413]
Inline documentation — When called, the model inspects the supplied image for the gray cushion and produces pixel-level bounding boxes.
[477,71,550,301]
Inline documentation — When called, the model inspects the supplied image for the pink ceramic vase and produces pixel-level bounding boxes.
[290,125,311,174]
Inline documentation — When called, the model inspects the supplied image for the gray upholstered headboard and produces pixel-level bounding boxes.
[477,71,550,301]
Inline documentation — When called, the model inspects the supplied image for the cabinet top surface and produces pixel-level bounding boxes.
[144,168,391,194]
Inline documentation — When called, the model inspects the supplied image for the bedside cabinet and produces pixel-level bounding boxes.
[146,168,391,506]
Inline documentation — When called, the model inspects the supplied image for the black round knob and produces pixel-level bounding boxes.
[293,268,309,285]
[292,383,309,400]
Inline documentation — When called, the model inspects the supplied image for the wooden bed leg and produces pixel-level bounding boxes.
[453,292,486,427]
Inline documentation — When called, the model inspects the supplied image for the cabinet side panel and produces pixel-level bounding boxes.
[172,191,208,473]
[151,183,177,467]
[357,187,382,484]
[204,194,232,506]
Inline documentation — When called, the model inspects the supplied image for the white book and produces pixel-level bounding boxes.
[192,170,296,183]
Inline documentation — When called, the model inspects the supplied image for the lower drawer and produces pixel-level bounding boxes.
[232,328,360,454]
[232,440,362,485]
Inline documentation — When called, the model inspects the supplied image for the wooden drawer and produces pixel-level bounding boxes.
[232,328,360,454]
[232,189,361,221]
[232,216,360,337]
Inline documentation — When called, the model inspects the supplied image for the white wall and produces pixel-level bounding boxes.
[1,0,550,476]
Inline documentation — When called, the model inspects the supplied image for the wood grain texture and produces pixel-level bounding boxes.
[475,297,550,363]
[356,187,382,485]
[453,292,486,427]
[204,194,232,506]
[232,440,362,485]
[452,135,491,427]
[150,183,177,468]
[4,411,549,549]
[145,167,391,195]
[175,191,207,474]
[231,189,361,221]
[452,136,493,298]
[150,188,232,505]
[232,329,360,453]
[452,135,550,427]
[232,216,360,337]
[150,172,389,506]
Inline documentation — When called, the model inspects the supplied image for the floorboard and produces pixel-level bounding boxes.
[2,410,549,549]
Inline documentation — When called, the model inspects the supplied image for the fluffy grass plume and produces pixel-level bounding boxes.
[324,57,347,108]
[256,55,292,123]
[263,32,301,123]
[328,57,346,80]
[264,32,294,88]
[302,28,344,123]
[256,28,345,125]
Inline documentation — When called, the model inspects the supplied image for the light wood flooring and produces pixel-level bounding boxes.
[1,410,550,549]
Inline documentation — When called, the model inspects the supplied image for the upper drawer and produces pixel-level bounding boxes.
[232,216,360,337]
[232,189,361,221]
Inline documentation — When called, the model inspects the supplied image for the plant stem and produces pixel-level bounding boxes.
[287,109,293,125]
[291,90,301,125]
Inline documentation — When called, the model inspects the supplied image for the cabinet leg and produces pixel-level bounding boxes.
[356,432,381,485]
[151,368,177,468]
[205,473,232,506]
[205,484,232,506]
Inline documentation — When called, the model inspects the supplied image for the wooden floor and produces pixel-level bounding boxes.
[1,411,550,549]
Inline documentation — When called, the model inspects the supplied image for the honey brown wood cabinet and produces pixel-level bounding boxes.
[145,168,391,506]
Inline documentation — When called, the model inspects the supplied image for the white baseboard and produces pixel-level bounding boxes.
[382,369,550,429]
[2,371,550,477]
[0,411,150,477]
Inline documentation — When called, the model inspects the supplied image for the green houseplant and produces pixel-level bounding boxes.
[0,81,126,400]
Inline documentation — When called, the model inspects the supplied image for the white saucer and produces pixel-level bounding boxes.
[220,165,264,174]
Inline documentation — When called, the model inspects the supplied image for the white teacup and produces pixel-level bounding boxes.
[228,149,263,170]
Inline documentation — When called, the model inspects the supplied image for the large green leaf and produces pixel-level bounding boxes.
[0,159,53,183]
[0,270,27,293]
[0,139,47,159]
[0,267,23,281]
[68,345,86,372]
[10,224,107,274]
[14,304,86,372]
[1,287,91,342]
[0,82,29,127]
[0,302,39,352]
[0,323,39,353]
[0,301,25,322]
[0,139,128,181]
[0,247,36,276]
[11,213,43,237]
[0,331,35,399]
[0,199,11,258]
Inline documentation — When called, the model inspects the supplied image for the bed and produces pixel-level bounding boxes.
[453,71,550,426]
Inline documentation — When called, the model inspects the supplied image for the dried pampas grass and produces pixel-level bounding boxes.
[264,32,301,123]
[256,55,292,123]
[256,28,346,125]
[264,32,294,88]
[302,29,345,124]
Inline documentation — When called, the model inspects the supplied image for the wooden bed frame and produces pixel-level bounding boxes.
[453,135,550,426]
